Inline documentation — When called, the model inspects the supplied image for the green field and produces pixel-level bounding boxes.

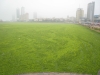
[0,23,100,75]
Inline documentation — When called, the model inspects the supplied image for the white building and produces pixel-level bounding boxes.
[76,8,84,22]
[87,2,95,22]
[21,7,25,16]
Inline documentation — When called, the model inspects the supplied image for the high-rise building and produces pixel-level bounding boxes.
[33,12,37,19]
[16,8,20,19]
[20,13,29,21]
[87,2,95,22]
[24,13,29,21]
[12,15,15,21]
[21,7,25,16]
[76,8,84,22]
[17,7,29,21]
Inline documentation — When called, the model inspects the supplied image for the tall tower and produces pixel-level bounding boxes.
[20,7,25,21]
[87,2,95,22]
[12,15,15,21]
[33,12,37,19]
[76,8,84,22]
[21,7,25,16]
[16,8,20,19]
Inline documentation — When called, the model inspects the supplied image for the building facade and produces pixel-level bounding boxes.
[21,7,25,16]
[24,13,29,21]
[20,13,29,21]
[76,8,84,22]
[33,12,37,19]
[87,2,95,22]
[16,8,20,19]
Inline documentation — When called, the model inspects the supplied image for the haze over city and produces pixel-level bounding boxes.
[0,0,100,21]
[0,0,100,75]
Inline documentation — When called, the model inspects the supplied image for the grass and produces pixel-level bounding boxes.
[0,22,100,75]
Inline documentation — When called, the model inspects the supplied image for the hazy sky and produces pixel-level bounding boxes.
[0,0,100,21]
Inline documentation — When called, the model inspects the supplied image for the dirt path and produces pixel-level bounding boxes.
[16,72,91,75]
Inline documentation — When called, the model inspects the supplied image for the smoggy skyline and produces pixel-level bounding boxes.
[0,0,100,21]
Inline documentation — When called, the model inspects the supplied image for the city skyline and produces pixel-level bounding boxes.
[0,0,100,21]
[16,7,29,21]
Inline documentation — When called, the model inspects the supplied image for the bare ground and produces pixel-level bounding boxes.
[16,73,92,75]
